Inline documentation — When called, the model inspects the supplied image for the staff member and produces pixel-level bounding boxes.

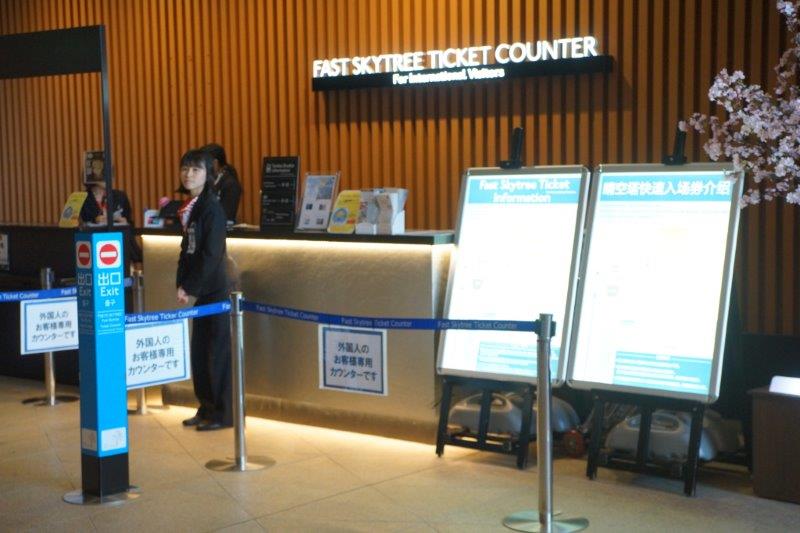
[79,171,143,264]
[176,148,232,431]
[201,143,242,224]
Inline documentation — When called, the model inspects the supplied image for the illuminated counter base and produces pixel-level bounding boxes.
[142,232,452,442]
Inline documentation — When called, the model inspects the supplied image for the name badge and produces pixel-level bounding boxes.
[187,225,196,254]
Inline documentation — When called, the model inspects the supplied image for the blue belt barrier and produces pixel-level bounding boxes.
[1,277,133,302]
[0,287,77,302]
[125,301,231,325]
[241,300,538,332]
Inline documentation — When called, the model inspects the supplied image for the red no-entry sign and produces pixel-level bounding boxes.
[76,241,91,268]
[97,241,120,268]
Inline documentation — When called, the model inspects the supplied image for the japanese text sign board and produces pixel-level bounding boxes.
[567,164,742,403]
[20,297,78,354]
[75,232,129,494]
[319,325,387,395]
[125,319,190,389]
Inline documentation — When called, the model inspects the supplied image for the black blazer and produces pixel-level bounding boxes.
[213,165,243,223]
[80,189,143,263]
[80,188,133,224]
[176,188,228,298]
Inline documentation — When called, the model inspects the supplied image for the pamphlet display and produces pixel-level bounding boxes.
[354,188,408,235]
[59,192,89,228]
[296,173,339,231]
[567,164,743,402]
[327,190,362,234]
[260,156,299,230]
[436,166,589,385]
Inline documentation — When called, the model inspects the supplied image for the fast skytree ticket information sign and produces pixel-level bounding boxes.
[567,164,743,403]
[437,167,589,385]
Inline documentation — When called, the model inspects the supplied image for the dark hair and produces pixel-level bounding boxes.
[177,148,215,193]
[200,143,227,167]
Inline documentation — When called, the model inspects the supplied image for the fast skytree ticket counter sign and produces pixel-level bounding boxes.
[312,36,612,91]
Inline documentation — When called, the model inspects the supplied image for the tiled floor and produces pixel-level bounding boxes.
[0,376,797,532]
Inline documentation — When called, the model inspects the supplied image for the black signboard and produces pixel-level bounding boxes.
[260,156,299,230]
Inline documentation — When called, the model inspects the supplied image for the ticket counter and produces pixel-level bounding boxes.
[140,229,453,442]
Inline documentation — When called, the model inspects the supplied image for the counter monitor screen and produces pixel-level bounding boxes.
[436,167,589,385]
[567,164,742,402]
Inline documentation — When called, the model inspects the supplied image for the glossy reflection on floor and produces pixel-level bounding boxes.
[0,376,796,532]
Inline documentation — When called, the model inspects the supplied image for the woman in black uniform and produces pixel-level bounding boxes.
[79,178,143,264]
[175,148,232,431]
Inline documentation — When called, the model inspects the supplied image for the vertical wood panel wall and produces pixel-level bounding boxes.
[0,0,793,335]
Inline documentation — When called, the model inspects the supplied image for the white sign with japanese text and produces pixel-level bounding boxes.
[319,325,387,395]
[20,297,79,354]
[125,319,190,389]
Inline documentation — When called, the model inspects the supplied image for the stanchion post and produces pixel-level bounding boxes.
[132,270,147,415]
[42,267,57,406]
[205,292,274,473]
[232,291,247,469]
[537,313,554,530]
[502,314,588,533]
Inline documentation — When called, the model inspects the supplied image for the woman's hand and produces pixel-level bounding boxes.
[176,286,189,304]
[95,214,107,224]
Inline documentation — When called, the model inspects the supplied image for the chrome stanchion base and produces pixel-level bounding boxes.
[63,486,140,506]
[205,455,275,472]
[503,511,589,532]
[22,394,79,405]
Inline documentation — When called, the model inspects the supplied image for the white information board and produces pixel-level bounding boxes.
[125,319,190,389]
[436,166,589,385]
[319,325,388,395]
[20,297,79,354]
[567,163,742,402]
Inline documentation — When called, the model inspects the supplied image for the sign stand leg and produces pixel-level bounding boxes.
[503,314,588,532]
[22,267,79,406]
[206,292,275,472]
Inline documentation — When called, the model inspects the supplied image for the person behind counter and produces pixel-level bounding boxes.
[176,148,233,431]
[200,143,242,224]
[79,174,143,264]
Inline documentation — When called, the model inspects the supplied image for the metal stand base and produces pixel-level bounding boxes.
[205,455,275,472]
[22,394,79,405]
[503,511,589,532]
[63,486,140,506]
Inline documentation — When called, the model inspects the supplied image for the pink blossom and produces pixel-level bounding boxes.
[687,1,800,208]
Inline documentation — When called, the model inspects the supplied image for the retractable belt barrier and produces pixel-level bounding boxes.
[0,277,133,303]
[241,300,539,332]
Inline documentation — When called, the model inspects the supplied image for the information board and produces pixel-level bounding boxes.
[319,325,387,395]
[19,296,79,354]
[436,167,589,385]
[567,164,742,402]
[125,319,190,389]
[260,156,299,229]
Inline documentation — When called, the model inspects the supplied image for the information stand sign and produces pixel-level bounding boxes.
[260,156,299,230]
[72,232,131,499]
[436,166,590,384]
[125,318,190,389]
[567,163,743,403]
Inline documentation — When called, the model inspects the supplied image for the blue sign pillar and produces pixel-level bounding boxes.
[75,232,129,496]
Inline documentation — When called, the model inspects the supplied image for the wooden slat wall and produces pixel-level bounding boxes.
[0,0,794,335]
